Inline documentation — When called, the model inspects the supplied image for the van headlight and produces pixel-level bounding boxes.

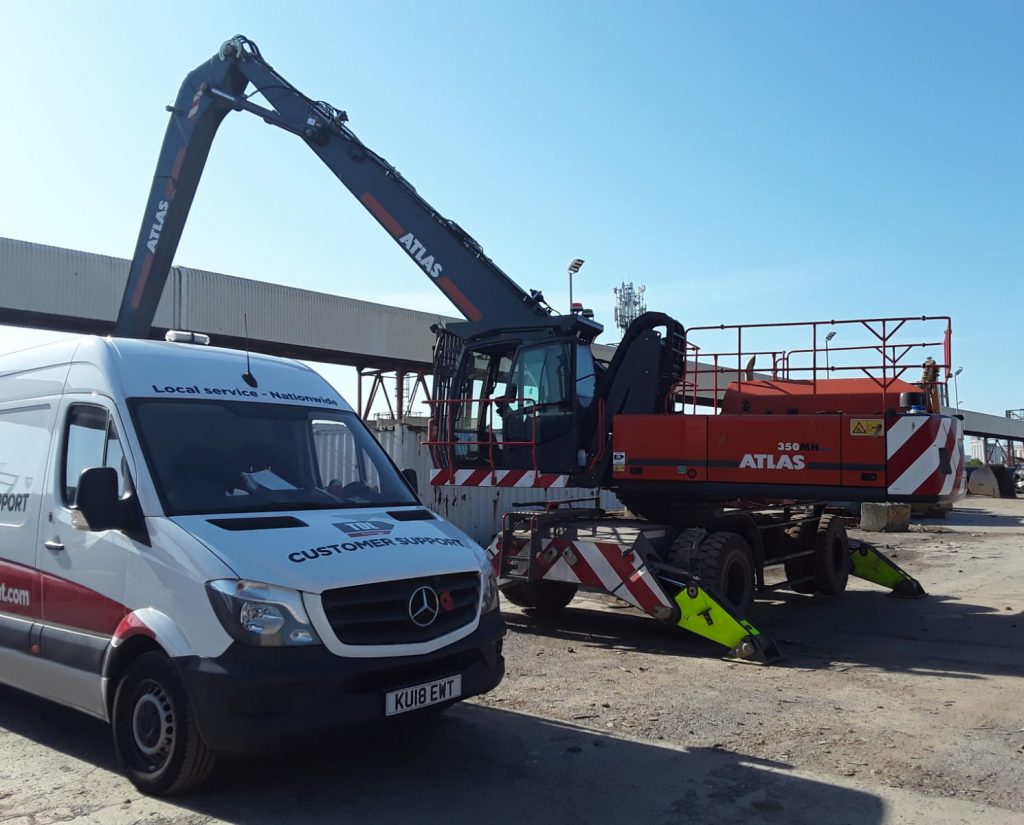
[480,558,500,613]
[206,580,321,647]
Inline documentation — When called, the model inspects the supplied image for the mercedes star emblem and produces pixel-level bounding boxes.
[408,585,441,627]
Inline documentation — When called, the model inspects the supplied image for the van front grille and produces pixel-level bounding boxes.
[320,572,479,645]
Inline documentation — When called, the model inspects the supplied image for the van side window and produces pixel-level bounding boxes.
[63,406,128,505]
[0,404,53,530]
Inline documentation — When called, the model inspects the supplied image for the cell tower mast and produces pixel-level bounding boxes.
[614,281,647,335]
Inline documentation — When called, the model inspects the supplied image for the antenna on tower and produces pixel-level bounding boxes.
[613,281,647,335]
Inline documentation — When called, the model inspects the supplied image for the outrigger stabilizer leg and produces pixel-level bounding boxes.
[650,564,780,664]
[848,539,927,599]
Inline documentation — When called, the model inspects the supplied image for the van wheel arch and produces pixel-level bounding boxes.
[105,636,165,718]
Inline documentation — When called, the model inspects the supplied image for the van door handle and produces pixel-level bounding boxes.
[44,539,65,552]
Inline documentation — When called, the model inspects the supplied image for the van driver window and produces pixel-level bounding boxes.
[63,406,127,505]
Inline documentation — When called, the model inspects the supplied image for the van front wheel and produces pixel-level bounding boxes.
[112,651,216,795]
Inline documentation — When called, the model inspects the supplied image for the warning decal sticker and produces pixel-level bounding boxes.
[850,418,884,437]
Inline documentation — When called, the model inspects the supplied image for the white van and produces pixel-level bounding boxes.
[0,334,504,794]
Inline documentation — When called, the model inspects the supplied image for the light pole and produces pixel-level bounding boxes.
[953,366,963,414]
[824,330,836,371]
[567,258,585,313]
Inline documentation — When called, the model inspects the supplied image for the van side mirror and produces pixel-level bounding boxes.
[72,467,119,532]
[401,468,419,492]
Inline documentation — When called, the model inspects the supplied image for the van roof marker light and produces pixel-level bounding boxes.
[164,330,211,345]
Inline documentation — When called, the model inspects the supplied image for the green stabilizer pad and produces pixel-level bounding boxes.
[849,539,927,598]
[673,582,780,664]
[724,634,781,665]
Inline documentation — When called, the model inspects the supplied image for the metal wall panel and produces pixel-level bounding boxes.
[0,237,457,369]
[369,419,622,547]
[0,237,174,329]
[177,266,455,368]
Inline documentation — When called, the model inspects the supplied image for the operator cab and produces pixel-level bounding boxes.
[430,317,602,475]
[429,312,685,483]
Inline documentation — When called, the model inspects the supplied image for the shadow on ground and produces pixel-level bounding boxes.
[0,684,885,825]
[503,582,1024,680]
[925,508,1024,528]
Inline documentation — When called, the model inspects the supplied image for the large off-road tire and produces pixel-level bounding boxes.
[112,651,216,796]
[499,580,578,615]
[813,514,851,596]
[781,521,818,594]
[665,528,705,568]
[693,531,756,617]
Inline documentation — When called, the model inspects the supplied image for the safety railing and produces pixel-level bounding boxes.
[677,316,953,414]
[424,395,545,475]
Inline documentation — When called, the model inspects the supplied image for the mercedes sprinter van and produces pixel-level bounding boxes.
[0,334,504,794]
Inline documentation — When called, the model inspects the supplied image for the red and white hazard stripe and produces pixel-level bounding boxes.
[489,537,674,616]
[430,468,570,488]
[887,415,965,499]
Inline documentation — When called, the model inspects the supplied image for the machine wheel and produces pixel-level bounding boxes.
[112,651,216,796]
[693,531,756,617]
[813,514,851,596]
[500,580,578,615]
[666,528,706,568]
[782,522,818,594]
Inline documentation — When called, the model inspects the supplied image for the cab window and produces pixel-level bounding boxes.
[452,349,513,463]
[576,344,596,409]
[506,343,571,413]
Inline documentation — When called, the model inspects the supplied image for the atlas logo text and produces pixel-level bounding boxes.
[146,200,169,254]
[739,453,806,470]
[398,233,443,278]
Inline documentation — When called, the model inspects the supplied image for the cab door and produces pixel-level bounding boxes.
[501,341,578,472]
[35,397,136,716]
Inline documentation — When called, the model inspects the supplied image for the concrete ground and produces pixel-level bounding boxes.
[1,497,1022,823]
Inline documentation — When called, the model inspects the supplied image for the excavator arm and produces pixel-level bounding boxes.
[115,36,551,339]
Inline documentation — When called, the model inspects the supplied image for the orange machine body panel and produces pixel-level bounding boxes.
[707,416,843,487]
[612,414,888,493]
[720,377,921,416]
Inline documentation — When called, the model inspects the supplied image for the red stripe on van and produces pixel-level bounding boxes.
[42,574,127,636]
[0,558,41,620]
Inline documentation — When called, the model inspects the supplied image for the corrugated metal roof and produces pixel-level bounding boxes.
[177,266,452,369]
[0,236,459,369]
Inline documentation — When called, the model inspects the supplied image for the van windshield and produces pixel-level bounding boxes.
[131,400,417,516]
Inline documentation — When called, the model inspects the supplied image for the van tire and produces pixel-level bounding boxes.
[500,580,577,615]
[112,651,216,796]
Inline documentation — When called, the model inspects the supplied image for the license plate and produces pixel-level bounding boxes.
[385,675,462,716]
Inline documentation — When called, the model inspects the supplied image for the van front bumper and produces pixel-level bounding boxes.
[176,610,505,754]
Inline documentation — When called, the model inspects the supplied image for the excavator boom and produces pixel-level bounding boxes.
[115,36,553,339]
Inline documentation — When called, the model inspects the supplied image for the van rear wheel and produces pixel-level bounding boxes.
[112,651,216,795]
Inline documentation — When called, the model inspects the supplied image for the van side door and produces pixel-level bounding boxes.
[0,400,58,695]
[35,398,136,716]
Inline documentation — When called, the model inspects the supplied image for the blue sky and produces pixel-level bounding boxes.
[1,1,1021,414]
